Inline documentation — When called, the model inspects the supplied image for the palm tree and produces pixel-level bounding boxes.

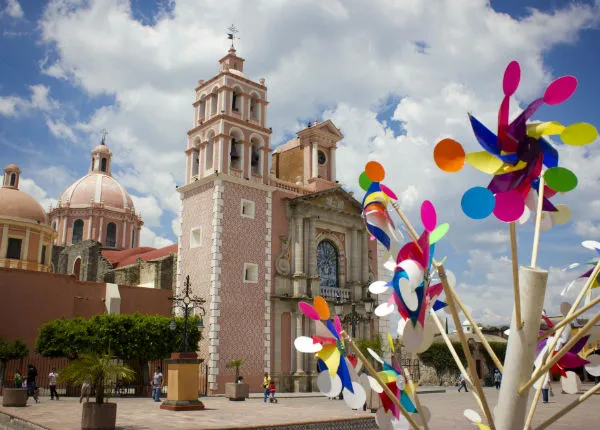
[226,359,245,382]
[58,352,135,404]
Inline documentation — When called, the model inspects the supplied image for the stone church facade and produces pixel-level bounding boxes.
[177,47,379,394]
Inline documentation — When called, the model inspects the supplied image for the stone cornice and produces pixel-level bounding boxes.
[0,217,56,237]
[178,172,276,195]
[194,71,266,94]
[187,115,272,137]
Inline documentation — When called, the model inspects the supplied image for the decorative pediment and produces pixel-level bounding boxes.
[288,186,362,215]
[296,119,344,140]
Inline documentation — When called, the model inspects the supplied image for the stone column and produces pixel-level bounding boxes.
[62,216,67,245]
[351,228,359,283]
[0,225,8,257]
[295,312,304,373]
[293,216,304,276]
[307,217,318,297]
[311,143,318,178]
[98,216,104,243]
[38,232,45,264]
[361,231,370,283]
[122,221,127,249]
[330,148,336,181]
[87,215,93,240]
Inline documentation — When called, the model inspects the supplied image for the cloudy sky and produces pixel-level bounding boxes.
[1,0,600,324]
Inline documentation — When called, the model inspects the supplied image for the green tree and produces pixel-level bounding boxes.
[58,352,135,404]
[35,317,90,359]
[0,338,29,387]
[226,359,245,381]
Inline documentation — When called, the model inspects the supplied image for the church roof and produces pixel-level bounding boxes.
[59,173,135,211]
[102,244,178,268]
[287,186,363,212]
[0,164,48,225]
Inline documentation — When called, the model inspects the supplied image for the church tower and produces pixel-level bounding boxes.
[177,43,273,394]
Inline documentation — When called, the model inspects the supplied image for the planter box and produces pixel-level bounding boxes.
[81,402,117,430]
[2,388,27,407]
[225,382,249,401]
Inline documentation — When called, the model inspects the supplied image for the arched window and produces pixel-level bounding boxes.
[230,135,242,170]
[317,240,339,288]
[100,158,107,172]
[72,219,84,244]
[106,222,117,248]
[205,133,214,171]
[250,95,259,120]
[191,149,199,177]
[131,230,135,248]
[250,142,261,175]
[231,91,238,111]
[9,173,16,186]
[73,257,81,280]
[210,90,218,115]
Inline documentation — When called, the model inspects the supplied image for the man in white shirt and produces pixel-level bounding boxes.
[152,366,163,402]
[49,368,59,400]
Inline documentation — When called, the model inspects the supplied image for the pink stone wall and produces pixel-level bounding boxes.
[215,181,268,392]
[179,182,215,366]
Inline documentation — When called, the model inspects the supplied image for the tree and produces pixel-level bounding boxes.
[0,338,29,387]
[58,353,135,404]
[226,359,245,382]
[35,317,90,359]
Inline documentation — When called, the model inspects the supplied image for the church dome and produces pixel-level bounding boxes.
[0,164,47,225]
[60,173,134,211]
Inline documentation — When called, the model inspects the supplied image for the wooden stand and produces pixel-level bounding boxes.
[160,353,205,411]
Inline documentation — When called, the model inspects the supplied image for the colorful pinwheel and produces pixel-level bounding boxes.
[358,161,448,353]
[433,60,598,225]
[365,346,425,429]
[560,240,600,297]
[293,296,366,409]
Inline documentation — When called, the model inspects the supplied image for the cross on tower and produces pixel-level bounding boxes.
[227,24,239,49]
[100,129,108,145]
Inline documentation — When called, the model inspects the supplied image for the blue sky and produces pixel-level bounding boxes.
[1,0,600,323]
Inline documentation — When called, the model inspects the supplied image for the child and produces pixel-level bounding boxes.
[33,387,40,403]
[269,380,276,403]
[14,370,23,388]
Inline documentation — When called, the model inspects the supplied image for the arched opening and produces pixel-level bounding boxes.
[317,240,339,289]
[101,158,107,172]
[106,222,117,248]
[52,222,57,231]
[210,89,218,115]
[9,173,16,187]
[250,95,260,120]
[205,132,215,171]
[191,147,199,178]
[72,219,84,244]
[131,230,135,248]
[229,131,243,171]
[72,257,81,280]
[198,95,206,120]
[231,88,241,112]
[250,138,261,175]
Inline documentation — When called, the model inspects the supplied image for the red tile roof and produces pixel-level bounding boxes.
[101,244,178,268]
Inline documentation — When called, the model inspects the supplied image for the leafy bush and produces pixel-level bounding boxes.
[0,338,29,386]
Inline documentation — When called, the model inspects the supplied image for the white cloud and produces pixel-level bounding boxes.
[0,84,59,117]
[19,177,58,212]
[139,225,174,248]
[46,119,77,142]
[3,0,24,19]
[130,194,163,228]
[31,0,600,320]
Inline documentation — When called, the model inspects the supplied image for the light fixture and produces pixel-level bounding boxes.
[169,318,176,331]
[364,291,375,314]
[197,316,204,331]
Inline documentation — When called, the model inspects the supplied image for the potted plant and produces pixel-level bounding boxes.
[58,352,134,430]
[1,338,29,407]
[225,359,248,401]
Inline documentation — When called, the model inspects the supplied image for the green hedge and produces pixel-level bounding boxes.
[419,341,506,376]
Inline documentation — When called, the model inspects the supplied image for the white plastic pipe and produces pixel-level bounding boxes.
[495,266,548,430]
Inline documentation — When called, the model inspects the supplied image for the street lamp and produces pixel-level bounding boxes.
[169,275,206,353]
[335,295,371,338]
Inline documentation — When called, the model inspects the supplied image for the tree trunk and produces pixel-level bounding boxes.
[0,360,6,387]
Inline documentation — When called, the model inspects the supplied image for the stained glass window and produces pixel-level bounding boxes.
[317,240,338,288]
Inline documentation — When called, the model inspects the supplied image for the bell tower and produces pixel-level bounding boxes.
[178,34,274,395]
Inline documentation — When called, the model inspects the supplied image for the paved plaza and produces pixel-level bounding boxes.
[1,387,600,429]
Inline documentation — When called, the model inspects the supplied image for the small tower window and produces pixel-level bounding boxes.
[106,222,117,248]
[243,263,259,283]
[131,230,135,248]
[232,91,239,111]
[230,137,242,170]
[9,173,16,187]
[40,246,47,264]
[101,158,107,172]
[72,219,84,244]
[6,238,22,260]
[251,144,260,175]
[318,150,326,165]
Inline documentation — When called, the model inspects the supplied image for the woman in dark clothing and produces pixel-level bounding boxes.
[26,364,38,397]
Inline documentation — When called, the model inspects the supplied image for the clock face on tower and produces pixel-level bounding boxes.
[318,150,326,165]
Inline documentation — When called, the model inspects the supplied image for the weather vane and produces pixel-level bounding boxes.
[227,24,239,49]
[100,128,108,145]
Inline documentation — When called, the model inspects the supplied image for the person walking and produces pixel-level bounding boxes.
[493,369,502,390]
[49,368,59,400]
[263,373,272,403]
[541,372,550,404]
[26,364,37,398]
[152,366,163,402]
[458,373,468,392]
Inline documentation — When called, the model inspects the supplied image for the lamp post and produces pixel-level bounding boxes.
[334,293,374,338]
[169,275,206,353]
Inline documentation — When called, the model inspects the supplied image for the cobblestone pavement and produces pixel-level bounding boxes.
[1,387,600,429]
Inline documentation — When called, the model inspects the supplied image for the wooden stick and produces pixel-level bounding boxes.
[530,176,545,268]
[520,307,600,394]
[430,310,486,415]
[340,331,421,429]
[538,293,600,342]
[447,284,504,373]
[403,361,429,430]
[524,380,544,430]
[533,381,600,430]
[437,264,496,430]
[509,222,523,330]
[520,259,600,394]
